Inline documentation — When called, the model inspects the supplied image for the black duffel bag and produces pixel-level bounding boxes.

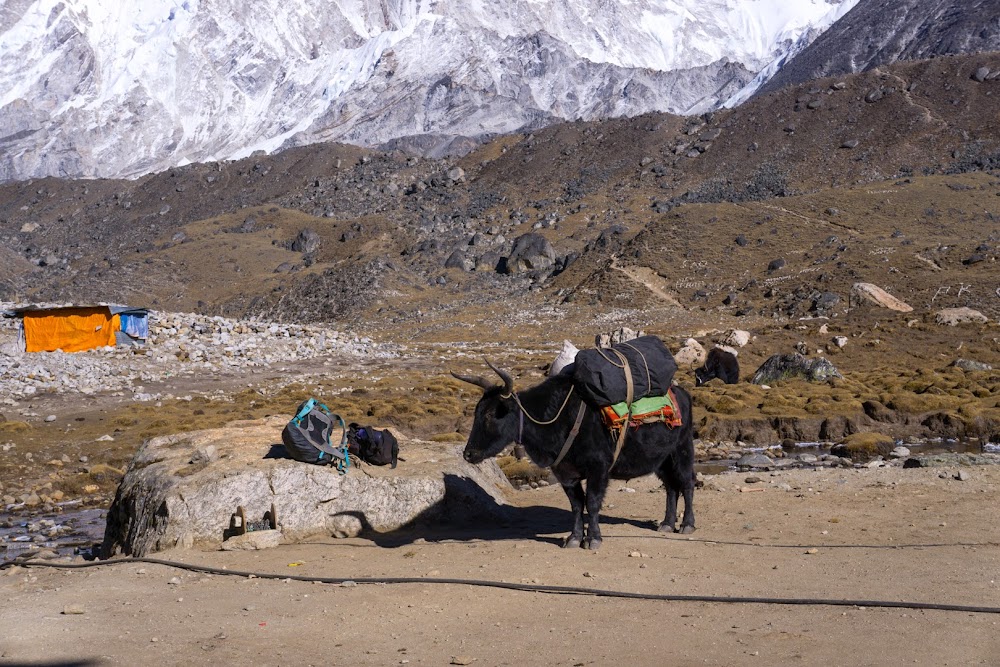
[347,423,399,468]
[572,335,677,406]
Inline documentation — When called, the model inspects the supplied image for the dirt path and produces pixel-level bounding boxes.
[3,465,999,666]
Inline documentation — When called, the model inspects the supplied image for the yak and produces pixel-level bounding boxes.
[695,347,740,386]
[453,362,695,550]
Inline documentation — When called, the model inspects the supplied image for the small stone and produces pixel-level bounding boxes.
[582,571,595,578]
[168,577,182,585]
[805,548,818,555]
[44,415,57,422]
[61,604,86,615]
[973,66,991,82]
[744,476,761,484]
[628,551,642,558]
[889,446,911,459]
[955,470,970,482]
[450,657,475,666]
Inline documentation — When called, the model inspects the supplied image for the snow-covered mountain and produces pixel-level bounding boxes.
[0,0,855,181]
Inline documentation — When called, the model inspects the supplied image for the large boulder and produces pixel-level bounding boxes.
[851,283,913,312]
[502,233,556,275]
[101,416,511,557]
[751,353,843,385]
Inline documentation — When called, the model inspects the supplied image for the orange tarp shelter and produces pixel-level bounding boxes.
[21,307,120,353]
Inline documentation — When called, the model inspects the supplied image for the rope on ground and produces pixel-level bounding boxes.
[4,556,1000,616]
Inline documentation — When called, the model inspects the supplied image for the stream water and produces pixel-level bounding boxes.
[695,438,997,474]
[0,505,106,562]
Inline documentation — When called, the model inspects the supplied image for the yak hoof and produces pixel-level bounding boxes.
[583,537,602,551]
[679,525,696,535]
[563,536,582,549]
[657,522,675,534]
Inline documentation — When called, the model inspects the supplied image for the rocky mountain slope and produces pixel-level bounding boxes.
[1,53,998,329]
[758,0,1000,94]
[0,0,856,181]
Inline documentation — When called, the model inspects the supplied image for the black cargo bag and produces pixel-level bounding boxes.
[572,335,678,406]
[347,423,399,468]
[281,398,350,469]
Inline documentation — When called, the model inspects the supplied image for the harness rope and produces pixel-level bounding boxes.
[501,343,644,470]
[502,385,584,468]
[608,348,633,469]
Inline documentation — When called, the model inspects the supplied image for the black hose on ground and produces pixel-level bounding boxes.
[4,555,1000,616]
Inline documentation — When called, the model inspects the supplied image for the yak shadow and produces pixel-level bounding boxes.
[325,473,663,548]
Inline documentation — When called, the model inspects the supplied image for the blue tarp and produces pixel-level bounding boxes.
[119,312,148,339]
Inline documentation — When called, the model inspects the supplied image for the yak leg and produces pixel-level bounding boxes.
[583,469,609,550]
[560,479,586,549]
[656,457,696,534]
[658,485,679,534]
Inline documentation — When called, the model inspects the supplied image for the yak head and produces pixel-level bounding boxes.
[451,361,517,464]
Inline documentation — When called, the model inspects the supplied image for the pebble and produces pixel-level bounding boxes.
[44,415,56,422]
[61,604,86,615]
[805,548,818,555]
[955,470,970,481]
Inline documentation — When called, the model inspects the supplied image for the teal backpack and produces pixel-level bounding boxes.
[281,398,351,473]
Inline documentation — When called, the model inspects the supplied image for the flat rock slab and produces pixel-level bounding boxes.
[101,416,510,557]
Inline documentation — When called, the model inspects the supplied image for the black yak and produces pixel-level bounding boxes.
[695,347,740,386]
[453,363,695,550]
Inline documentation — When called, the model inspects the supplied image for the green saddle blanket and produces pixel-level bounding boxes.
[605,393,674,418]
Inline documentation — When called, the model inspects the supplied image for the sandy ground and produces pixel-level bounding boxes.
[3,465,1000,667]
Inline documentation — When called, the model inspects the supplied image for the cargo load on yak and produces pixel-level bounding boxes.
[572,335,677,407]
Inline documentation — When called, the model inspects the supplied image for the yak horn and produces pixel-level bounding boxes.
[485,360,514,396]
[451,371,495,391]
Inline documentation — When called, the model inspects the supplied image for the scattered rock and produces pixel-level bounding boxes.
[951,358,993,372]
[61,605,86,615]
[221,529,282,551]
[831,433,893,462]
[972,66,991,83]
[889,446,911,459]
[750,353,842,384]
[502,233,556,276]
[291,228,322,254]
[851,283,913,312]
[674,338,706,366]
[595,327,643,348]
[721,330,751,348]
[841,139,859,149]
[736,453,774,470]
[955,470,970,481]
[934,308,988,326]
[832,336,848,349]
